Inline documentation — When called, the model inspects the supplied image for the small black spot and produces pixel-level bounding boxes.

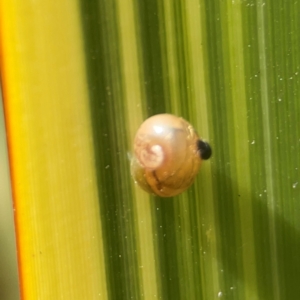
[197,140,212,160]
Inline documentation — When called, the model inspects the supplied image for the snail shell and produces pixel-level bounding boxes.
[131,114,211,197]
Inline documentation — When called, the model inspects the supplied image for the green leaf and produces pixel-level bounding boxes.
[2,0,299,299]
[80,0,300,299]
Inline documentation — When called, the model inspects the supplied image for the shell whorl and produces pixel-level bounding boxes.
[136,141,164,170]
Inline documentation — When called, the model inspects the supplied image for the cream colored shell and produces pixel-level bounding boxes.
[131,114,205,197]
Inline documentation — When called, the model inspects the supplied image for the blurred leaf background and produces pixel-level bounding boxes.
[0,91,19,300]
[0,0,300,299]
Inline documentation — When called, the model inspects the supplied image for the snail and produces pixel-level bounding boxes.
[130,114,211,197]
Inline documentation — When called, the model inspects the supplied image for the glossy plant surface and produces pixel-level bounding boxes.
[1,0,299,299]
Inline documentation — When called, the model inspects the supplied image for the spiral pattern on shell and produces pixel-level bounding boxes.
[131,113,211,197]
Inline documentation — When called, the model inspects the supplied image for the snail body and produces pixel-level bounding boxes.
[131,114,211,197]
